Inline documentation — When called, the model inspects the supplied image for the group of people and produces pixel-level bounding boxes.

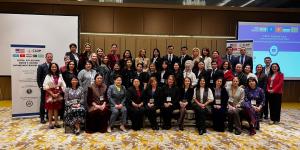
[36,43,284,136]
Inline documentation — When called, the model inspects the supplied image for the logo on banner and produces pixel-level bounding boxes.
[26,89,33,94]
[20,54,26,58]
[15,49,25,53]
[270,45,279,56]
[38,54,44,58]
[12,54,19,57]
[26,100,33,107]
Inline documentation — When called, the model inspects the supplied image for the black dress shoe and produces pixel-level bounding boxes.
[199,130,204,135]
[234,130,241,135]
[40,119,46,124]
[54,124,61,128]
[179,126,184,131]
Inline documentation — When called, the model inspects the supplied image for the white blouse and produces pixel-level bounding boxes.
[43,74,66,91]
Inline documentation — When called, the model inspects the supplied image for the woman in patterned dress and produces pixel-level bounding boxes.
[64,76,86,135]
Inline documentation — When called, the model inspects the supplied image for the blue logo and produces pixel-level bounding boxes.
[269,45,279,56]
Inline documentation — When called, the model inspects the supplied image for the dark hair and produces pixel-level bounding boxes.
[226,46,232,51]
[96,48,104,53]
[166,75,177,86]
[131,77,142,89]
[183,77,192,88]
[70,75,80,88]
[243,64,252,73]
[48,63,60,76]
[212,50,220,55]
[255,64,263,73]
[113,75,122,81]
[162,61,169,70]
[94,73,104,81]
[196,77,207,89]
[211,60,217,65]
[247,77,258,89]
[111,43,118,48]
[269,63,281,77]
[136,62,144,68]
[45,53,53,58]
[201,48,210,57]
[167,45,174,49]
[85,60,94,69]
[69,43,77,49]
[264,57,272,60]
[173,62,181,71]
[152,48,161,58]
[181,46,188,50]
[123,50,132,59]
[66,60,78,74]
[221,60,232,70]
[215,77,225,88]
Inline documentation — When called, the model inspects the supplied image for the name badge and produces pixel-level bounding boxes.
[56,86,60,90]
[182,99,187,103]
[161,79,165,83]
[149,98,154,104]
[215,99,221,105]
[166,97,172,102]
[130,79,133,82]
[99,96,104,101]
[251,99,256,106]
[210,79,213,84]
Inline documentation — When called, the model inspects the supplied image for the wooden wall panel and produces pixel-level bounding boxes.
[124,37,136,56]
[173,10,202,35]
[0,77,11,100]
[83,7,114,33]
[143,9,173,34]
[186,39,197,56]
[114,8,144,33]
[166,38,182,56]
[156,38,168,56]
[201,10,232,36]
[94,36,105,52]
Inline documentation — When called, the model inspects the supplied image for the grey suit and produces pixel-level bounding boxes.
[107,85,127,126]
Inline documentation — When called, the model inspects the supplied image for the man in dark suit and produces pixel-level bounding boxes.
[207,61,224,89]
[237,47,253,69]
[234,63,247,87]
[36,53,53,124]
[222,46,237,69]
[65,43,79,69]
[178,46,193,70]
[162,45,178,71]
[263,56,272,76]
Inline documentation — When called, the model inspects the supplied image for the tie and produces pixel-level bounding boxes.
[228,55,231,61]
[241,55,244,64]
[168,54,171,62]
[181,55,184,64]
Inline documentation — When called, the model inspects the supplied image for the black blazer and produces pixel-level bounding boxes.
[237,55,253,69]
[142,86,161,108]
[126,86,143,108]
[222,54,237,69]
[134,72,149,84]
[157,70,171,86]
[151,57,163,71]
[179,88,194,108]
[36,63,49,88]
[62,71,78,88]
[162,54,179,71]
[207,69,224,88]
[172,70,184,88]
[178,55,193,69]
[159,85,180,108]
[65,52,79,67]
[211,87,229,111]
[193,69,208,80]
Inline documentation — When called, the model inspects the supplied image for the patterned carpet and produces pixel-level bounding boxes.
[0,102,299,149]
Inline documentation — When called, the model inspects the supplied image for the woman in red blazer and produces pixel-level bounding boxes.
[267,63,284,124]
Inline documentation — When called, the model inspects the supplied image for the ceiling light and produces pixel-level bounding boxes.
[240,0,255,7]
[217,0,231,6]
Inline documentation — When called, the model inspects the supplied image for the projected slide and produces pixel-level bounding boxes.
[238,22,300,80]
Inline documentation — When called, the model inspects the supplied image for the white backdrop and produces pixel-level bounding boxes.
[0,14,79,75]
[0,14,78,118]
